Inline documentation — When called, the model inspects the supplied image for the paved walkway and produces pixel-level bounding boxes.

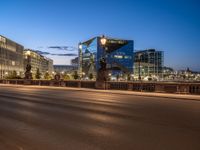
[0,84,200,101]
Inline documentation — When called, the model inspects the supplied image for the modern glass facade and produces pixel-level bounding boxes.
[134,49,164,79]
[79,36,134,79]
[0,35,24,79]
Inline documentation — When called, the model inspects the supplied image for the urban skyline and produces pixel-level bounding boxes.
[1,0,200,71]
[0,1,200,149]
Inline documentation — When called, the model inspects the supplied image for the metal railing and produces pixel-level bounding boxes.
[0,79,200,95]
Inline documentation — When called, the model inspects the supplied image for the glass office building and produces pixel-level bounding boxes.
[134,49,164,79]
[0,35,24,79]
[78,36,134,79]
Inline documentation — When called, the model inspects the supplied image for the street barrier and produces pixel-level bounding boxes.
[0,79,200,95]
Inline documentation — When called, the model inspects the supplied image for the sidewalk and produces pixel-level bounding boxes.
[1,84,200,101]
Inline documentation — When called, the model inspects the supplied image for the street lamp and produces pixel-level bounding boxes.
[138,53,142,81]
[100,35,107,64]
[96,35,108,89]
[100,35,107,59]
[26,50,31,56]
[24,50,32,79]
[100,35,107,80]
[100,35,107,46]
[82,72,85,80]
[26,51,31,67]
[79,43,82,50]
[0,43,2,79]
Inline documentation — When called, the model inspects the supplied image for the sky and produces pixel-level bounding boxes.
[0,0,200,71]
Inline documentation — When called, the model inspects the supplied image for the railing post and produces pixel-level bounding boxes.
[105,82,110,90]
[60,81,65,87]
[128,82,133,91]
[78,81,81,88]
[176,84,189,94]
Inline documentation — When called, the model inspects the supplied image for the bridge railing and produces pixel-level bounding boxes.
[0,79,200,95]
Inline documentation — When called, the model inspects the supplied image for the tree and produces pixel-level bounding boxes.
[73,71,79,80]
[12,70,17,79]
[35,68,41,79]
[127,74,131,81]
[6,70,21,79]
[89,73,93,80]
[44,72,51,80]
[63,73,71,80]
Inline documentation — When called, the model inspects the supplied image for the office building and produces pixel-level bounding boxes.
[54,65,78,74]
[24,49,54,79]
[79,36,134,79]
[0,35,24,79]
[134,49,164,79]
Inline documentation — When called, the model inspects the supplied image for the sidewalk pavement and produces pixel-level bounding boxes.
[0,84,200,101]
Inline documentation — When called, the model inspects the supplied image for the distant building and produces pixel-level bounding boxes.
[79,36,134,79]
[54,65,78,74]
[24,49,54,79]
[134,49,164,78]
[163,67,174,74]
[0,35,24,79]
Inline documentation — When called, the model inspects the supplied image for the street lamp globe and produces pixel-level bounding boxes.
[26,51,31,56]
[79,44,82,50]
[100,35,107,46]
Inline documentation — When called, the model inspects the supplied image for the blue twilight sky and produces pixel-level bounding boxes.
[0,0,200,71]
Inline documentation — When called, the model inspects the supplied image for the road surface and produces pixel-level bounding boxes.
[0,85,200,150]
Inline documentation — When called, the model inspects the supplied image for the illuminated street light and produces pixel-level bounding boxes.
[100,35,107,46]
[26,50,31,56]
[138,53,142,81]
[79,44,82,50]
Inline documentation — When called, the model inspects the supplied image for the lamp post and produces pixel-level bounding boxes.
[25,50,32,79]
[27,51,31,66]
[78,43,82,74]
[100,35,107,65]
[82,72,85,80]
[138,53,142,81]
[101,35,107,47]
[100,35,107,81]
[96,35,107,89]
[0,42,2,79]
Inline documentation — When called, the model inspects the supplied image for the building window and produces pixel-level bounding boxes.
[114,55,123,59]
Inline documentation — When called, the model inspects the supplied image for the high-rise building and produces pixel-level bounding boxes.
[134,49,164,79]
[24,49,54,79]
[78,36,134,79]
[54,65,78,74]
[0,35,24,79]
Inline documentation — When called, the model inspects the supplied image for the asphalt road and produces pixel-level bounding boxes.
[0,85,200,150]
